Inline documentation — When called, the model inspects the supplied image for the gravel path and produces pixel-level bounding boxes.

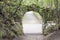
[13,30,60,40]
[14,34,45,40]
[46,30,60,40]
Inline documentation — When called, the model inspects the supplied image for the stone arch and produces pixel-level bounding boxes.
[19,5,45,34]
[22,11,44,34]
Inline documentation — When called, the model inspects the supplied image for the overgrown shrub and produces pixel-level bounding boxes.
[44,25,57,35]
[0,0,23,40]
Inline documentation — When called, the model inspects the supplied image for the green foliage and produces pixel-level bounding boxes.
[44,25,57,35]
[0,31,3,38]
[0,0,23,39]
[33,11,43,23]
[0,0,60,39]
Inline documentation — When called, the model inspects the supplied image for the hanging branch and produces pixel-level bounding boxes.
[13,0,22,15]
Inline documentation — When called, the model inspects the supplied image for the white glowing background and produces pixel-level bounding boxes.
[22,11,43,34]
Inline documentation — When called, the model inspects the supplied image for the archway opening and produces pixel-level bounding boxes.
[22,11,43,34]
